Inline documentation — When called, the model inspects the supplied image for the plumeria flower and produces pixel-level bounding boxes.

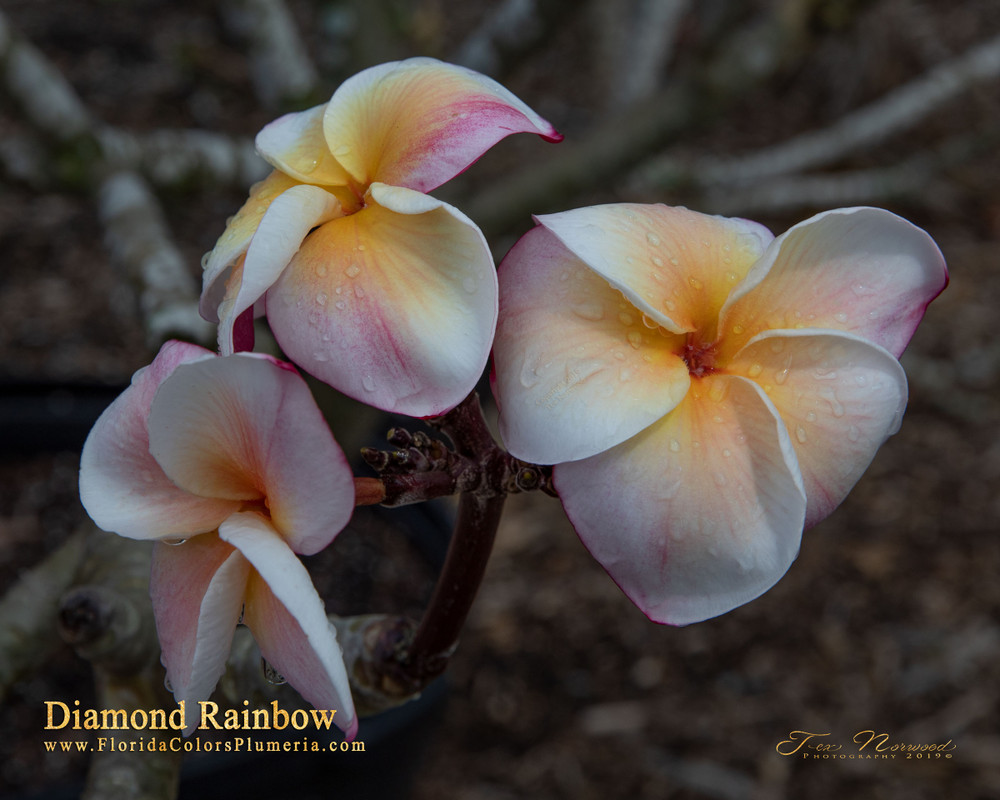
[200,57,561,417]
[492,205,947,626]
[79,341,358,738]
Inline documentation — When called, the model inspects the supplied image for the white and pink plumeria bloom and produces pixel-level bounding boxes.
[201,57,561,418]
[492,205,947,626]
[79,341,358,738]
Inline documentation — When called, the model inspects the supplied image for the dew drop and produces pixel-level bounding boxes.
[651,256,664,267]
[646,232,661,246]
[335,300,346,310]
[747,363,763,378]
[619,368,633,382]
[462,276,478,294]
[300,157,320,174]
[834,312,848,323]
[316,264,328,277]
[848,425,861,442]
[312,351,329,363]
[769,339,785,354]
[669,256,680,266]
[345,263,361,278]
[722,448,732,458]
[712,472,727,487]
[627,331,642,349]
[805,411,817,422]
[732,324,744,334]
[316,292,328,306]
[641,313,658,329]
[663,299,676,312]
[333,144,352,157]
[362,375,376,393]
[618,311,635,326]
[669,438,681,453]
[688,276,704,290]
[775,367,790,385]
[613,350,626,361]
[559,270,570,282]
[164,675,174,693]
[712,415,724,424]
[726,271,739,283]
[572,301,605,321]
[519,363,541,388]
[355,287,366,299]
[795,425,808,443]
[164,538,187,546]
[855,375,868,387]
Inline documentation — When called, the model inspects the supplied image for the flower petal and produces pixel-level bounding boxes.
[555,374,806,626]
[493,225,690,464]
[147,353,353,555]
[201,171,300,323]
[221,512,357,740]
[322,57,561,193]
[718,207,948,359]
[266,183,497,417]
[216,185,343,355]
[79,341,241,541]
[730,329,908,528]
[151,534,250,732]
[255,103,355,186]
[536,205,774,339]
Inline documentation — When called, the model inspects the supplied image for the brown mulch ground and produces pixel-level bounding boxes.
[2,1,999,799]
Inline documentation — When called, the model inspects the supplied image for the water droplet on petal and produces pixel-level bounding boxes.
[164,675,174,693]
[688,276,704,290]
[627,331,642,349]
[300,157,320,174]
[618,311,634,326]
[362,375,376,393]
[722,448,732,458]
[335,300,346,310]
[712,472,727,487]
[646,232,661,246]
[345,263,361,278]
[164,538,187,546]
[316,264,328,277]
[652,256,664,268]
[316,292,328,306]
[795,425,808,443]
[805,411,817,422]
[848,425,861,442]
[747,363,763,378]
[333,144,352,158]
[572,301,605,321]
[612,350,626,361]
[834,312,848,323]
[462,276,477,294]
[669,438,681,453]
[355,287,366,299]
[663,299,676,312]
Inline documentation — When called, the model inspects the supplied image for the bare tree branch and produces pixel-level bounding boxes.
[222,0,320,109]
[98,170,213,348]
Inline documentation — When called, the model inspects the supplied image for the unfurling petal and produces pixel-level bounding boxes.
[220,512,357,739]
[147,353,353,555]
[322,57,562,193]
[555,375,806,626]
[201,171,300,323]
[256,104,355,186]
[266,183,497,417]
[535,205,773,338]
[79,341,240,541]
[718,207,948,360]
[730,329,908,527]
[494,225,690,465]
[151,535,250,731]
[216,185,343,355]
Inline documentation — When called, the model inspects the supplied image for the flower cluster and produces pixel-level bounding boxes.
[79,56,947,735]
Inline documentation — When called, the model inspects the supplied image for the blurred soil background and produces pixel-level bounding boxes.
[2,0,999,798]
